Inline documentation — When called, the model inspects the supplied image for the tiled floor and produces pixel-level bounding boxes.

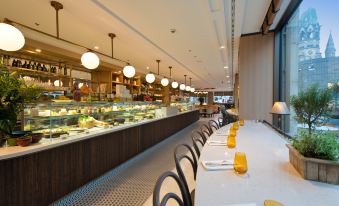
[52,116,215,206]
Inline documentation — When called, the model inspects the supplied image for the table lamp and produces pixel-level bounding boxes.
[271,102,290,129]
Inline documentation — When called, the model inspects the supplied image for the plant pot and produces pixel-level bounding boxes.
[31,133,43,143]
[7,138,18,146]
[287,144,339,185]
[16,137,32,147]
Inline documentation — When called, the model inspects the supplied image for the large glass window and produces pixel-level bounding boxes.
[278,0,339,135]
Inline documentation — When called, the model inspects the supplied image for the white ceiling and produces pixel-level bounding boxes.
[0,0,288,91]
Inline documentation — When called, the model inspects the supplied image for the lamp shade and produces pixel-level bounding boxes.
[161,77,169,86]
[123,65,136,78]
[185,85,191,91]
[54,80,63,87]
[81,51,99,69]
[171,81,178,89]
[190,87,195,92]
[271,102,290,115]
[179,84,185,90]
[146,73,155,83]
[0,23,25,51]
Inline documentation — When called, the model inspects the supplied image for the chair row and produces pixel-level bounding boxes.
[152,120,222,206]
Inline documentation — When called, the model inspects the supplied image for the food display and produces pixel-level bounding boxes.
[23,101,163,139]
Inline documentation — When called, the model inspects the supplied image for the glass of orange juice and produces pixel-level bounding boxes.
[227,134,236,148]
[232,122,239,130]
[234,152,248,174]
[229,128,237,137]
[239,119,245,126]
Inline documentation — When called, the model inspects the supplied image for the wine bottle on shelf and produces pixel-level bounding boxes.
[36,63,41,71]
[27,61,31,69]
[12,59,17,67]
[32,62,36,70]
[22,61,27,69]
[42,64,47,72]
[17,60,22,68]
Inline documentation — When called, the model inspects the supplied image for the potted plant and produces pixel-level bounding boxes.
[288,84,339,184]
[0,71,41,146]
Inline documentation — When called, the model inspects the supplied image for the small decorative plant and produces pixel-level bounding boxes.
[290,84,338,161]
[0,71,42,140]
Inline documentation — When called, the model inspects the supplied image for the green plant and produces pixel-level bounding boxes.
[290,84,332,137]
[292,130,339,161]
[0,71,41,137]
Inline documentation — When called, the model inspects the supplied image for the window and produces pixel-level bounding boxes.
[277,0,339,135]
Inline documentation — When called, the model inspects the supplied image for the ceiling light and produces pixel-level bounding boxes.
[185,85,191,91]
[226,75,230,78]
[81,51,99,69]
[54,80,63,87]
[78,82,84,88]
[94,46,99,50]
[123,65,136,78]
[179,83,185,90]
[220,45,225,49]
[161,77,169,86]
[171,81,178,88]
[146,66,149,70]
[146,73,155,83]
[190,88,195,92]
[224,66,229,69]
[0,22,25,51]
[35,49,41,52]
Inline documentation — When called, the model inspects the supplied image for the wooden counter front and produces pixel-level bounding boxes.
[0,110,199,206]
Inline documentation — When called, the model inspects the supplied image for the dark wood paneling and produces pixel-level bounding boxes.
[0,110,199,206]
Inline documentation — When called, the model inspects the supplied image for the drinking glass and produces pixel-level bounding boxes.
[234,152,248,174]
[233,122,239,130]
[227,134,236,148]
[229,128,237,137]
[239,119,245,126]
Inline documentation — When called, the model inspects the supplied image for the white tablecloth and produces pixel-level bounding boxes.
[195,121,339,206]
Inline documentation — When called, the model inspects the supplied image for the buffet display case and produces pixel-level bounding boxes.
[23,101,162,139]
[170,102,194,112]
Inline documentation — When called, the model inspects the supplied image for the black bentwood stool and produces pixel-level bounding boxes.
[174,144,198,206]
[208,119,220,133]
[191,131,205,158]
[153,171,191,206]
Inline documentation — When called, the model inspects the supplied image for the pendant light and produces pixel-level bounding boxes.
[190,87,195,92]
[81,51,100,69]
[180,75,187,90]
[155,60,168,86]
[185,77,191,91]
[0,21,25,51]
[146,72,155,83]
[123,64,136,78]
[172,81,179,89]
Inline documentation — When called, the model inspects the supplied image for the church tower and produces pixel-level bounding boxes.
[298,8,322,61]
[325,33,336,58]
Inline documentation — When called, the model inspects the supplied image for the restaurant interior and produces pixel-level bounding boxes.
[0,0,338,206]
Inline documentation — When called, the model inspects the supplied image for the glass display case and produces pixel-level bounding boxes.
[23,101,162,139]
[170,102,194,112]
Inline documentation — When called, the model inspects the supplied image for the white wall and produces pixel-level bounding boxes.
[238,33,274,123]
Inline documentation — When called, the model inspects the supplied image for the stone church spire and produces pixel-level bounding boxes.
[325,32,336,57]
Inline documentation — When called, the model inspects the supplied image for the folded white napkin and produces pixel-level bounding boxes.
[207,140,227,146]
[201,160,234,170]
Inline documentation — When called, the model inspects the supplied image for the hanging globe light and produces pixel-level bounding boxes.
[171,81,178,89]
[190,87,195,92]
[146,73,155,83]
[185,85,191,91]
[0,23,25,51]
[179,83,185,90]
[81,51,99,69]
[161,77,169,86]
[123,65,136,78]
[54,80,63,87]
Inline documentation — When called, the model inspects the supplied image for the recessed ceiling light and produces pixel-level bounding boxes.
[94,46,99,50]
[224,66,229,69]
[35,49,41,52]
[226,75,230,78]
[146,66,149,70]
[26,50,35,54]
[220,45,225,49]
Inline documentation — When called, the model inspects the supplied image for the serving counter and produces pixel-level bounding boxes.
[0,102,199,206]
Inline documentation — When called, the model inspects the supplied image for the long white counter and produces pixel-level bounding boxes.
[195,121,339,206]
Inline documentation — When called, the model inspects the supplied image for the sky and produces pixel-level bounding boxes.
[300,0,339,56]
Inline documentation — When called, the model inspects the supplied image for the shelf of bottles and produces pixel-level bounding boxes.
[1,54,71,91]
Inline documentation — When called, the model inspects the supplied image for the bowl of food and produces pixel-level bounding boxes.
[31,133,44,143]
[16,135,32,147]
